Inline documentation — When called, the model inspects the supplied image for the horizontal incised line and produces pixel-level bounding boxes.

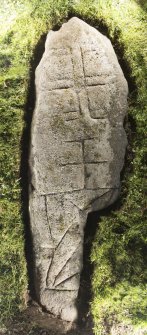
[45,288,77,292]
[85,161,108,164]
[87,82,106,86]
[60,162,83,166]
[65,118,79,121]
[39,187,118,196]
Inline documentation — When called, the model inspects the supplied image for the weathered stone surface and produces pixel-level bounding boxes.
[29,17,128,321]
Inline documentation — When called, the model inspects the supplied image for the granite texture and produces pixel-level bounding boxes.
[29,17,128,321]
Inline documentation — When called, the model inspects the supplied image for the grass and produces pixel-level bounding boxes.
[0,0,147,334]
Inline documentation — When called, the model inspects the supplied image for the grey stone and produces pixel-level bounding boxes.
[29,17,128,321]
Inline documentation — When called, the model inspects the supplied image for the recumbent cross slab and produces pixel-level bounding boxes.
[29,17,128,321]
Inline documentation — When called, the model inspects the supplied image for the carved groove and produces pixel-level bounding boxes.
[29,17,128,321]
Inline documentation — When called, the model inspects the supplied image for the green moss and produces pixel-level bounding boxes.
[0,0,147,333]
[92,283,147,335]
[72,0,147,333]
[76,1,147,333]
[0,0,70,326]
[59,214,65,231]
[0,200,27,324]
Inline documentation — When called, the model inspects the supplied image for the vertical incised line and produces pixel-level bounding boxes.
[44,195,53,242]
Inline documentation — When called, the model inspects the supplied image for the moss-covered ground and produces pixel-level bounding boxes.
[0,1,147,334]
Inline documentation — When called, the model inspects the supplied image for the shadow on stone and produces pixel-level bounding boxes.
[19,13,137,334]
[76,212,99,327]
[20,32,47,300]
[66,202,125,335]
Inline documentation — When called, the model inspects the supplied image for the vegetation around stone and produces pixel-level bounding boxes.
[0,0,147,334]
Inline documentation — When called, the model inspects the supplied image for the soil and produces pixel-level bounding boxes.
[1,303,94,335]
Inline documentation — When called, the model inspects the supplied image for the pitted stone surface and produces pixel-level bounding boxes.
[29,17,128,321]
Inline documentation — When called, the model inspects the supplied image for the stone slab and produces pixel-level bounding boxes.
[29,17,128,321]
